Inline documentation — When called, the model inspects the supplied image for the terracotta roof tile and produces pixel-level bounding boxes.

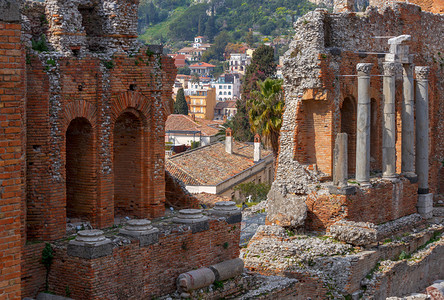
[166,141,272,186]
[166,114,222,136]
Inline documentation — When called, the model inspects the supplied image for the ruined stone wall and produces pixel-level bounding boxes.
[0,1,25,299]
[24,48,175,241]
[21,0,177,241]
[279,4,444,195]
[305,178,417,231]
[369,0,444,13]
[21,219,240,299]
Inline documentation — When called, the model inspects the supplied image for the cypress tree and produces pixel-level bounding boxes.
[174,88,188,115]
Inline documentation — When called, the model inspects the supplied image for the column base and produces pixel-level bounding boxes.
[401,172,418,183]
[357,181,371,187]
[382,174,399,182]
[417,193,433,219]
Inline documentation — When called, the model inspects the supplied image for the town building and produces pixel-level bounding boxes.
[229,53,251,75]
[165,114,222,148]
[189,62,216,76]
[188,87,216,120]
[214,100,237,120]
[211,73,241,101]
[166,132,274,199]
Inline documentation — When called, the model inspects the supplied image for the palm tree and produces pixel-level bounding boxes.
[247,78,284,158]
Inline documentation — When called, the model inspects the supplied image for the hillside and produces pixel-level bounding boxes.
[138,0,317,47]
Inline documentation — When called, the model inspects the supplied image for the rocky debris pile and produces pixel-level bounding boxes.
[329,213,425,246]
[241,225,354,272]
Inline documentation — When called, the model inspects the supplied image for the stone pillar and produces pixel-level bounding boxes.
[333,133,348,187]
[225,128,233,154]
[356,63,372,185]
[415,66,433,219]
[415,66,430,194]
[382,62,397,179]
[401,63,417,180]
[254,134,261,162]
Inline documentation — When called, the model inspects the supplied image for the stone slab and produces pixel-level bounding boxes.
[67,239,113,259]
[267,186,307,228]
[328,185,357,195]
[417,193,433,219]
[226,213,242,224]
[191,220,210,233]
[0,0,21,22]
[119,228,159,247]
[36,293,74,300]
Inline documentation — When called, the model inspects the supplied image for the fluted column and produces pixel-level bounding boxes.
[356,63,372,185]
[382,62,397,179]
[401,63,416,179]
[415,66,430,194]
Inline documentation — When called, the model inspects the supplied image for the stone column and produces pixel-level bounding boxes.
[382,62,397,179]
[415,66,430,194]
[333,133,348,187]
[356,63,372,185]
[401,63,416,180]
[415,66,433,219]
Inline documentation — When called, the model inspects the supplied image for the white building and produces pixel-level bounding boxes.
[211,74,241,101]
[229,53,251,75]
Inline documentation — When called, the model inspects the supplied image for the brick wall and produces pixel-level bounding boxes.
[281,5,443,198]
[305,178,418,231]
[25,49,176,241]
[0,5,25,298]
[21,219,240,299]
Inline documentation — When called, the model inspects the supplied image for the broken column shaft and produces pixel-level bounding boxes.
[382,62,397,179]
[333,133,348,187]
[401,63,416,179]
[415,66,430,194]
[356,63,373,185]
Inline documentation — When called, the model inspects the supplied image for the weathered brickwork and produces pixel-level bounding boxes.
[282,3,443,194]
[0,0,232,298]
[0,1,25,298]
[22,218,240,299]
[268,3,444,228]
[306,179,418,231]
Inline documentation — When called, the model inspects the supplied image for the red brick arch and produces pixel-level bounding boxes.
[62,100,98,132]
[111,91,151,125]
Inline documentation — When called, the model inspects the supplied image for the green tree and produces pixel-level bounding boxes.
[202,31,231,62]
[205,3,216,42]
[232,45,276,142]
[248,78,284,157]
[174,88,188,115]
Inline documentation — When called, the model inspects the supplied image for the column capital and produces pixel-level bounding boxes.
[357,63,373,76]
[415,66,430,81]
[383,62,398,76]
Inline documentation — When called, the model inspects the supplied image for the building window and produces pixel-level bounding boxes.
[219,91,222,95]
[224,92,227,95]
[228,92,231,95]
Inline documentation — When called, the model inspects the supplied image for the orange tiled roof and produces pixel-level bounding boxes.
[166,114,222,136]
[166,141,272,186]
[189,62,216,68]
